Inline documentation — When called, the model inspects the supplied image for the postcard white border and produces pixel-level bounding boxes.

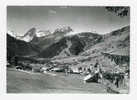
[0,0,137,100]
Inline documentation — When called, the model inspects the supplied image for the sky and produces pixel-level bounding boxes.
[7,6,130,35]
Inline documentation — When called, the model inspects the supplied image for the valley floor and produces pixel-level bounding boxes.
[7,68,107,93]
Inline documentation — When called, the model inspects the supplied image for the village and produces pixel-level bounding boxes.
[7,47,129,93]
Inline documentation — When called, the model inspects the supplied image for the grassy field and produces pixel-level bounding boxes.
[7,68,107,93]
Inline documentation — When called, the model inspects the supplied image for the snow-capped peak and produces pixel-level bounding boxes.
[7,30,17,38]
[19,28,36,42]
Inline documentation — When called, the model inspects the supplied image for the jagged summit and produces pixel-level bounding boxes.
[19,28,37,42]
[7,28,37,42]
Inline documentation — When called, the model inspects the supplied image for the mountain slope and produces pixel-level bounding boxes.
[7,34,39,58]
[50,26,130,71]
[30,26,73,51]
[81,25,130,56]
[38,32,103,58]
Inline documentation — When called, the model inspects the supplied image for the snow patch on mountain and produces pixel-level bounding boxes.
[36,30,51,37]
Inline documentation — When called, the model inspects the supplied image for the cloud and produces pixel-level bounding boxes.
[49,10,57,14]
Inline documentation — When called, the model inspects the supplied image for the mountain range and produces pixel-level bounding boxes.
[7,26,130,61]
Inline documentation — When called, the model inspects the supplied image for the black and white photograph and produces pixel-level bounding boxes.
[6,6,130,94]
